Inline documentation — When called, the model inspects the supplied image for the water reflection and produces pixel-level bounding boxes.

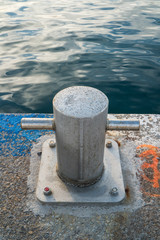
[0,0,160,113]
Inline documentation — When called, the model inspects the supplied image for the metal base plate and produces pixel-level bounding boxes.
[36,137,125,203]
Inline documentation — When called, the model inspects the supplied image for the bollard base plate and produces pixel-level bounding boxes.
[36,137,125,203]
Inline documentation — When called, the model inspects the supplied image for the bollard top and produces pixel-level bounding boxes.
[53,86,108,118]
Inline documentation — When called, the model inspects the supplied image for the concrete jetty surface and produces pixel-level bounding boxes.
[0,113,160,240]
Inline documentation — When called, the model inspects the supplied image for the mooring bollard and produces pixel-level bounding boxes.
[53,86,108,186]
[21,86,140,189]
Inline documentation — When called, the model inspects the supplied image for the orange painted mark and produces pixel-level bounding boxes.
[142,191,160,198]
[137,144,160,197]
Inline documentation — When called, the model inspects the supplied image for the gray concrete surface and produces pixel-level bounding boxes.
[0,113,160,240]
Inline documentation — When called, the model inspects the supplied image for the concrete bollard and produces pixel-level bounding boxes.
[53,86,108,186]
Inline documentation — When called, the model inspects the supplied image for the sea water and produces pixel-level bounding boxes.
[0,0,160,114]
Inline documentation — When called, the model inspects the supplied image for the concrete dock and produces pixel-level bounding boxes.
[0,113,160,240]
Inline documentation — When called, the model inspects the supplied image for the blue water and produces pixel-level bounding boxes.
[0,0,160,114]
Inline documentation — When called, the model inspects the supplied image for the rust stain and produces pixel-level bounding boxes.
[137,144,160,197]
[115,139,121,147]
[125,186,130,198]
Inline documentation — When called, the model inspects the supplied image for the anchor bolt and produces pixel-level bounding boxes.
[49,140,56,148]
[106,141,112,148]
[43,187,52,196]
[110,187,118,196]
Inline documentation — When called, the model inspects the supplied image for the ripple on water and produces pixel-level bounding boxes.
[0,0,160,113]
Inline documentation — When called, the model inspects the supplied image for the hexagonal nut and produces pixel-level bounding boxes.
[49,140,56,148]
[106,141,112,148]
[110,187,118,196]
[43,187,52,196]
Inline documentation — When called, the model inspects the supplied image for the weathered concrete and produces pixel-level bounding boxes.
[0,113,160,240]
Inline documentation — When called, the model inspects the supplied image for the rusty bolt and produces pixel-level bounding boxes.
[43,187,52,196]
[106,141,112,148]
[110,187,118,196]
[49,140,56,148]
